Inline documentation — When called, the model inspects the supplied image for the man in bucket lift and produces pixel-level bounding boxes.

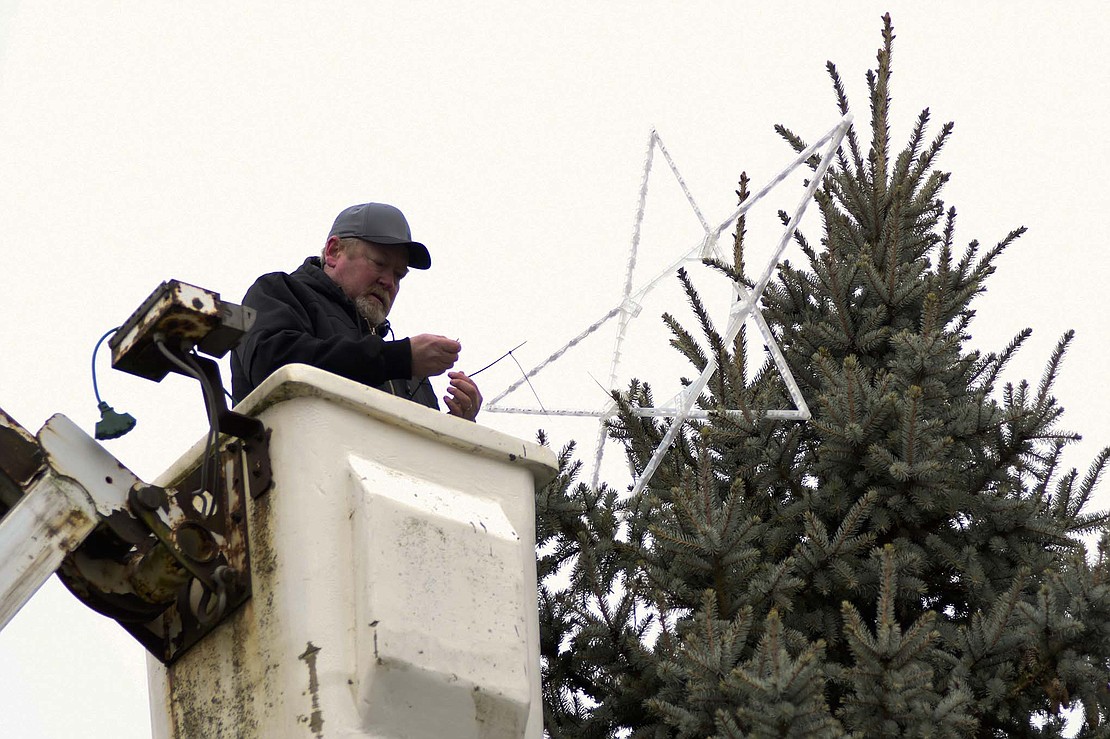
[231,202,482,421]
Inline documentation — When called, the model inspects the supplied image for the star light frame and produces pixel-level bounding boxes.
[486,114,852,494]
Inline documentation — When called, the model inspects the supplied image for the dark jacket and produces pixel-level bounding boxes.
[231,257,439,409]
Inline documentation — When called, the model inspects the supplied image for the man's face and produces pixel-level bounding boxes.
[325,237,410,326]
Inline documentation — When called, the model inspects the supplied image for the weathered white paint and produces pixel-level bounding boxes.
[0,470,97,632]
[147,364,558,738]
[0,412,143,632]
[38,413,143,519]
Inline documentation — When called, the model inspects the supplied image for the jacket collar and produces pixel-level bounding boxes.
[296,257,391,337]
[298,256,346,299]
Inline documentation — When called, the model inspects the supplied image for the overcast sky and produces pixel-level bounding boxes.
[1,3,1108,737]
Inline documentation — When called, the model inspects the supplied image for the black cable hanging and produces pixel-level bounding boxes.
[91,326,137,440]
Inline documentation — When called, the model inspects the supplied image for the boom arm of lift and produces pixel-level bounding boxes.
[0,280,271,664]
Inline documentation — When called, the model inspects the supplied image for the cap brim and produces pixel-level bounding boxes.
[403,241,431,270]
[347,235,431,269]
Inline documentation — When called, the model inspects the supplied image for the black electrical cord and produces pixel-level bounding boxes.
[407,377,430,400]
[155,339,220,509]
[182,349,223,507]
[469,341,527,378]
[154,340,213,494]
[181,350,221,432]
[406,338,530,406]
[90,326,139,440]
[91,326,120,404]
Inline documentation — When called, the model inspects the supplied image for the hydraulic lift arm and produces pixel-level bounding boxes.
[0,280,271,663]
[0,411,101,631]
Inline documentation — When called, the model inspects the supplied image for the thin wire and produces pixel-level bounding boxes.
[585,371,621,490]
[584,371,617,401]
[408,339,529,401]
[487,305,622,406]
[91,326,120,404]
[407,377,429,400]
[470,341,527,377]
[510,353,548,416]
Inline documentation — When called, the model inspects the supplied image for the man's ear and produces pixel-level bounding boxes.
[323,235,344,269]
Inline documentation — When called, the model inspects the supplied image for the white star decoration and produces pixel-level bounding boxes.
[486,114,852,495]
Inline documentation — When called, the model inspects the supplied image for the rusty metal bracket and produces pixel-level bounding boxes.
[108,280,254,382]
[55,434,259,663]
[32,375,269,663]
[118,435,255,663]
[186,351,273,500]
[48,338,273,662]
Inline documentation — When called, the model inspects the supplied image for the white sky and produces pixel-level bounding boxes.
[1,3,1107,737]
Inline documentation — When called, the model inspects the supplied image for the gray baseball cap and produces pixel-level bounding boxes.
[328,202,431,269]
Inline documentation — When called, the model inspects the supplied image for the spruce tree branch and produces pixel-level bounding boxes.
[1036,330,1075,410]
[890,107,929,192]
[906,119,954,198]
[1072,446,1110,520]
[826,61,865,176]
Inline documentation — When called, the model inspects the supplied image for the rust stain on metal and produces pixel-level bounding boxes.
[298,642,325,738]
[109,280,220,381]
[41,432,258,666]
[158,314,215,342]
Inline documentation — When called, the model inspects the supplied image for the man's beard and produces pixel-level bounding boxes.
[355,290,390,327]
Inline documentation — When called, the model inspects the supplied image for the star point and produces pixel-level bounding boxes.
[487,115,853,494]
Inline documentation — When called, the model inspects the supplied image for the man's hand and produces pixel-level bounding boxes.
[444,371,482,421]
[410,334,461,378]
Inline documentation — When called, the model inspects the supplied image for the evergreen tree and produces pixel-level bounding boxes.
[536,15,1110,738]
